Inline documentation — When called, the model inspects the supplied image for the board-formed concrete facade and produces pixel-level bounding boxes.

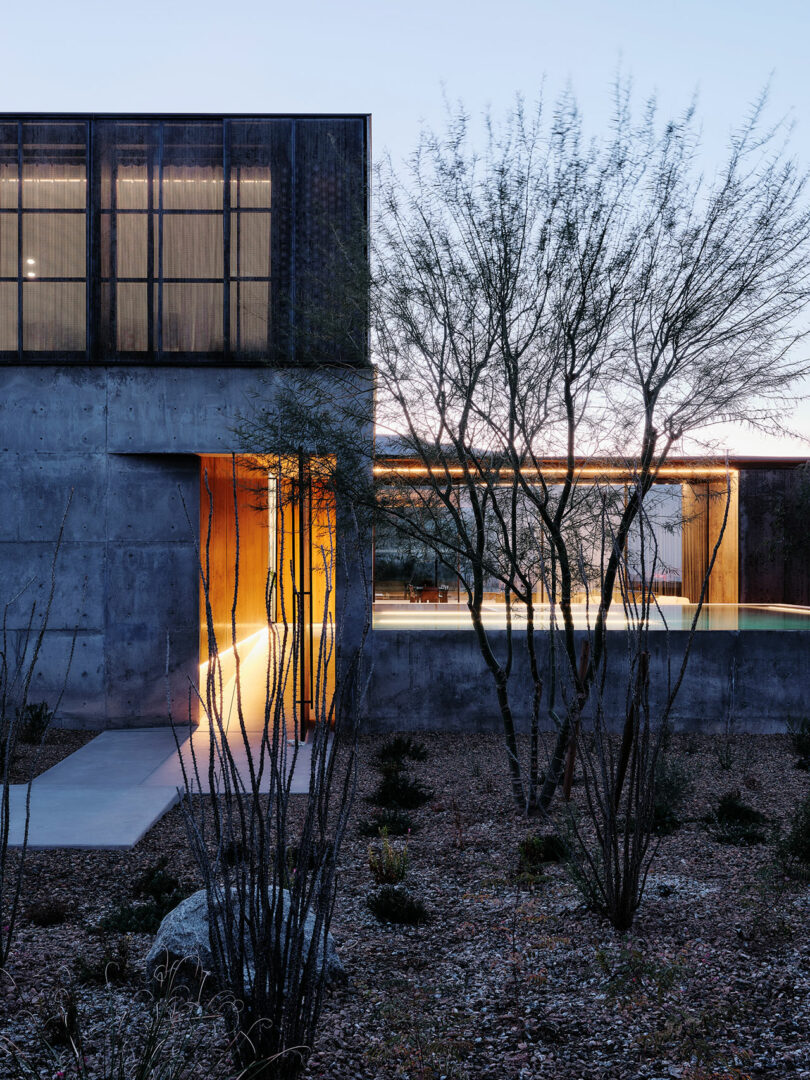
[0,114,371,728]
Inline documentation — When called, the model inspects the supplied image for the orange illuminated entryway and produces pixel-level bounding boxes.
[198,454,336,740]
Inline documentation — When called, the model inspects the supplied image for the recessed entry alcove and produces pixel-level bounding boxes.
[197,455,335,740]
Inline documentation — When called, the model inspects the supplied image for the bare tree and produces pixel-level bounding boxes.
[171,455,370,1080]
[373,88,810,809]
[243,87,810,818]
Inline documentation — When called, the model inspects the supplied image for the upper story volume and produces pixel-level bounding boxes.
[0,114,370,366]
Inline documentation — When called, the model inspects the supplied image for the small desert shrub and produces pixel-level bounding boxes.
[133,856,184,904]
[16,701,53,745]
[778,790,810,874]
[368,830,408,885]
[787,716,810,770]
[710,790,768,846]
[653,756,693,836]
[375,735,428,767]
[518,833,569,873]
[99,900,168,935]
[75,934,134,985]
[27,898,68,927]
[357,809,417,838]
[99,857,188,935]
[595,944,686,1003]
[367,884,428,925]
[369,770,433,811]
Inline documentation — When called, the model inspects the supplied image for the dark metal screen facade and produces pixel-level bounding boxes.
[0,114,368,365]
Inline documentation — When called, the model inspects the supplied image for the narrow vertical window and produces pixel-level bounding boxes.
[228,122,274,357]
[0,122,88,357]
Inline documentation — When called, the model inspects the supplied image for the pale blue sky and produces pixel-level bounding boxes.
[2,0,809,452]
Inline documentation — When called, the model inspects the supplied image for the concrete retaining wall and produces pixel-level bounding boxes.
[367,628,810,733]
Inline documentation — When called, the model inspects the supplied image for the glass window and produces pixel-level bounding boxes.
[228,123,275,357]
[97,120,225,356]
[0,121,87,357]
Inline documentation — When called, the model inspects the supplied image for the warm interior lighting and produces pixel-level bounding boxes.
[199,625,268,668]
[198,626,277,733]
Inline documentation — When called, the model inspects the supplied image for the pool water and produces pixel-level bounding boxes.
[372,602,810,632]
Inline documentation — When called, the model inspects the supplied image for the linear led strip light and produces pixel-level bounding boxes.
[374,465,739,479]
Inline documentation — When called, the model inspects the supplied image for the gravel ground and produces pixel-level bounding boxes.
[1,730,809,1080]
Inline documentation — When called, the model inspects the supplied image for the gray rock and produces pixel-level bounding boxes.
[145,887,345,992]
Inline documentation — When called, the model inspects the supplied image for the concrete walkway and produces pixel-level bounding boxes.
[7,726,315,850]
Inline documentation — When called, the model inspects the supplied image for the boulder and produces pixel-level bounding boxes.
[145,887,345,992]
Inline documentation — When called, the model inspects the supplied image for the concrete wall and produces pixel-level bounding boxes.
[0,363,372,728]
[367,627,810,733]
[4,370,804,734]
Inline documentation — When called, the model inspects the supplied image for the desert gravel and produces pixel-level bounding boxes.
[1,730,808,1079]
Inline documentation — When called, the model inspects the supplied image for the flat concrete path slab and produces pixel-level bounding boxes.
[144,727,313,795]
[35,729,183,787]
[8,726,313,850]
[6,784,181,849]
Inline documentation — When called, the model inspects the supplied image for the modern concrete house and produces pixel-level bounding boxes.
[0,113,371,731]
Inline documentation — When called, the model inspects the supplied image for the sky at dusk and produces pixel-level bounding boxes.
[3,0,809,454]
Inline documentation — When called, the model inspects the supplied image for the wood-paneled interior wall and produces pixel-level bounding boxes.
[199,455,270,659]
[681,476,739,604]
